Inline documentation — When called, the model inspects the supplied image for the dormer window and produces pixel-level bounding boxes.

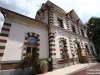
[72,25,76,33]
[57,17,64,28]
[81,29,84,36]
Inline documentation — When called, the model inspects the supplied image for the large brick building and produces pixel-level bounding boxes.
[0,1,97,75]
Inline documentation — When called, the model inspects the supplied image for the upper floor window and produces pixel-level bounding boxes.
[57,17,64,28]
[72,25,76,33]
[81,29,84,36]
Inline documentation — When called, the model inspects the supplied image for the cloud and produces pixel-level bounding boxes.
[0,0,100,25]
[50,0,100,23]
[0,0,29,15]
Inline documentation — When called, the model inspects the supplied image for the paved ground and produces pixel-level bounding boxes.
[70,64,100,75]
[42,63,97,75]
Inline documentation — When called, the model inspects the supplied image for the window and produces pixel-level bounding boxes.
[57,17,64,28]
[72,25,76,33]
[26,37,37,57]
[27,37,37,46]
[81,29,84,36]
[60,41,64,47]
[59,39,69,59]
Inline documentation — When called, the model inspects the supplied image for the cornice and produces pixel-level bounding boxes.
[51,25,89,40]
[66,17,88,28]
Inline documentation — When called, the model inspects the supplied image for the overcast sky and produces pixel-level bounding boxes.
[0,0,100,30]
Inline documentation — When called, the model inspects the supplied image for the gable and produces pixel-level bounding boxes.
[67,10,84,25]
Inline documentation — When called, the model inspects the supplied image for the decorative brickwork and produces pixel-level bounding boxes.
[0,22,11,58]
[76,19,80,35]
[49,32,56,58]
[69,37,76,57]
[66,19,70,31]
[23,32,40,57]
[48,7,54,25]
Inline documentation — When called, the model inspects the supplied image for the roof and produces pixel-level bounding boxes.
[0,7,48,26]
[37,1,66,14]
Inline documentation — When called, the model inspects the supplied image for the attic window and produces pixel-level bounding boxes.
[81,29,84,36]
[72,25,76,33]
[57,17,64,28]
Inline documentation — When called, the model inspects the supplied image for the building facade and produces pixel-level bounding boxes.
[0,1,97,74]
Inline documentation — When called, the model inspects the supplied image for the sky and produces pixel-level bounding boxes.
[0,0,100,30]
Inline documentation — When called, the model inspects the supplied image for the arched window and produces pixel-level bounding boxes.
[26,37,37,57]
[59,38,69,59]
[72,25,76,33]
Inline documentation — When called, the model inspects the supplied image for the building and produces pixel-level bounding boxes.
[0,1,97,74]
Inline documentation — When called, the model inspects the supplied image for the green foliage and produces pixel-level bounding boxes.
[38,59,48,72]
[87,17,100,56]
[87,17,100,41]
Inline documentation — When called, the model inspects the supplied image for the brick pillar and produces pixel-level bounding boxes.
[66,19,70,31]
[47,6,55,71]
[0,22,12,60]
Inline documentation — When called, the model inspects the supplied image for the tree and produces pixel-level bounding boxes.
[87,17,100,57]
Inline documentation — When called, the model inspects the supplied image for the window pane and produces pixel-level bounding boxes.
[27,37,37,45]
[72,25,76,33]
[60,41,64,46]
[57,18,64,28]
[81,29,84,36]
[27,47,31,53]
[32,47,37,56]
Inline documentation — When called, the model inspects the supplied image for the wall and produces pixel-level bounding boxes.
[53,11,67,30]
[51,26,90,59]
[2,20,49,61]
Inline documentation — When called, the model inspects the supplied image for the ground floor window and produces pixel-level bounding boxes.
[26,37,37,57]
[59,38,69,59]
